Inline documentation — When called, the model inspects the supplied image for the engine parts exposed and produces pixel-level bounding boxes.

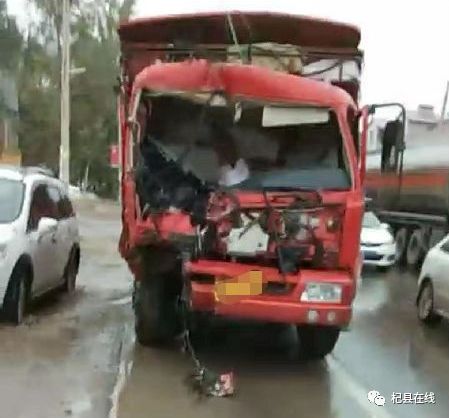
[136,140,207,214]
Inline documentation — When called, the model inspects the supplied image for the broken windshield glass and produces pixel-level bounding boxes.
[135,93,351,201]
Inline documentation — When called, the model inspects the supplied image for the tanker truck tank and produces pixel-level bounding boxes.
[366,142,449,217]
[366,141,449,269]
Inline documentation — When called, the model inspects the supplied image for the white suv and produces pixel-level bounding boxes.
[0,166,80,324]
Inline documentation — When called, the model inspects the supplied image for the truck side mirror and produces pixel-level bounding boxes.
[358,106,370,186]
[367,103,406,173]
[381,119,404,172]
[127,118,142,142]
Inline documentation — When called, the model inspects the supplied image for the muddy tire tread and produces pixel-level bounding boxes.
[297,325,340,360]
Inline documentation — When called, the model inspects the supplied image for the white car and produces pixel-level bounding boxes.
[360,211,396,270]
[0,166,80,324]
[417,234,449,324]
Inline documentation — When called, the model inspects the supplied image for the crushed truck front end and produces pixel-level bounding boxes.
[117,12,365,357]
[187,261,354,327]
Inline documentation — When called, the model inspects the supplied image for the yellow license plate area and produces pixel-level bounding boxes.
[214,270,263,302]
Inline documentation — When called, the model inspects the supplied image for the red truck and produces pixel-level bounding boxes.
[117,12,378,359]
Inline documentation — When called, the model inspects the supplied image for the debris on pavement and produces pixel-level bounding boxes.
[180,291,236,398]
[185,367,235,398]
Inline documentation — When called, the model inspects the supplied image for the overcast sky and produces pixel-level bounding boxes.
[7,0,449,112]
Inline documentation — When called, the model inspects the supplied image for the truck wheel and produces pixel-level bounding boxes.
[406,229,426,269]
[134,276,180,346]
[395,228,410,265]
[297,325,340,360]
[417,281,441,325]
[3,266,29,325]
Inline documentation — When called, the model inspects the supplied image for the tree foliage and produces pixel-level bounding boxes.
[12,0,136,197]
[0,0,22,119]
[0,0,22,72]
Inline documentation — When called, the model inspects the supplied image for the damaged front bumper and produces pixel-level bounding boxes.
[185,260,354,327]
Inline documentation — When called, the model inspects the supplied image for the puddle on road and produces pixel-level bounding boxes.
[354,267,418,316]
[64,398,92,416]
[0,200,135,418]
[0,288,134,418]
[108,327,135,418]
[110,296,133,306]
[353,278,390,313]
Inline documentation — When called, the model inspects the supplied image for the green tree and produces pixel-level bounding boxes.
[18,0,135,197]
[29,0,81,61]
[69,0,135,196]
[0,0,22,120]
[0,0,22,73]
[18,35,60,169]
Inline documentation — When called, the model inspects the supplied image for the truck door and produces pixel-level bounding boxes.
[361,104,406,209]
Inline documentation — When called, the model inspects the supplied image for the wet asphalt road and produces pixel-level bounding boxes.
[1,200,449,418]
[0,200,133,418]
[118,267,449,418]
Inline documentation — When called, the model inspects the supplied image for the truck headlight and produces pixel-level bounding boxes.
[300,282,342,303]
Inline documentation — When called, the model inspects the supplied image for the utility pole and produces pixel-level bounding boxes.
[59,0,71,184]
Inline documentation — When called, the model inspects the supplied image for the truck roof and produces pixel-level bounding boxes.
[133,59,356,109]
[118,11,361,49]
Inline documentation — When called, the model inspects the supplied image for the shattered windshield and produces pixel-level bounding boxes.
[0,178,25,223]
[139,93,351,192]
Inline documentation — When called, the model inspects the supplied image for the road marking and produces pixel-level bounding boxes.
[108,328,135,418]
[67,398,92,415]
[110,295,132,306]
[109,358,133,418]
[106,325,394,418]
[327,356,395,418]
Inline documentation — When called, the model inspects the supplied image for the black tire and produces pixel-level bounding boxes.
[406,229,426,269]
[376,265,391,273]
[395,227,410,265]
[297,325,340,360]
[134,275,180,346]
[63,249,79,293]
[417,281,441,325]
[3,265,29,325]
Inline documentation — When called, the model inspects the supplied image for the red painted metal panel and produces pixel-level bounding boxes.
[118,11,361,49]
[132,60,355,109]
[109,144,119,167]
[187,260,353,324]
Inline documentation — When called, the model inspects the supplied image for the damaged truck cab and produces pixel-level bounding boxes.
[118,12,366,358]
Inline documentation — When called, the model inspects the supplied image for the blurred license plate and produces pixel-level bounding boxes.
[362,250,378,259]
[215,270,263,302]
